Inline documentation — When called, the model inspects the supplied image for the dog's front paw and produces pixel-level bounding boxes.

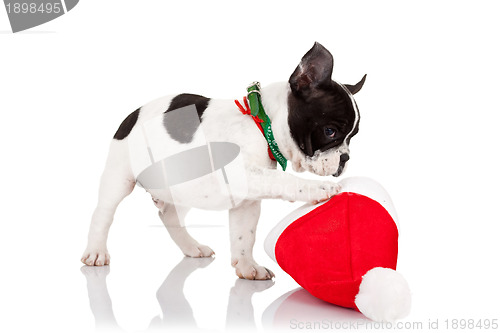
[297,180,341,204]
[231,259,274,280]
[81,246,110,266]
[80,264,110,279]
[182,244,215,258]
[311,181,342,204]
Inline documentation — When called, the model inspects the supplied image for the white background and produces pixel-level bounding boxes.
[1,1,499,332]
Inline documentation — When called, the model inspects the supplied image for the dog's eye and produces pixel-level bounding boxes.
[324,127,336,138]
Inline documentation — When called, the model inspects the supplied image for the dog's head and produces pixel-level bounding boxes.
[287,42,366,177]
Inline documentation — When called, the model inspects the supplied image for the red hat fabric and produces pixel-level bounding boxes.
[264,177,411,322]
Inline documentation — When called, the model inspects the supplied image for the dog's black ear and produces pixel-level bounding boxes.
[345,74,367,95]
[289,42,334,99]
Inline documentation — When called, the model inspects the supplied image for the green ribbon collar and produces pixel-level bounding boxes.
[246,82,287,171]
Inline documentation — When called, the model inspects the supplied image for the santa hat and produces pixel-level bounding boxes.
[264,177,411,322]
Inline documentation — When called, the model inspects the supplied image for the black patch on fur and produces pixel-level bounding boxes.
[287,81,358,156]
[345,100,360,145]
[164,94,210,143]
[113,108,140,140]
[288,43,362,157]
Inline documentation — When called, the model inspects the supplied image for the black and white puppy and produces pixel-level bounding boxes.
[81,42,366,280]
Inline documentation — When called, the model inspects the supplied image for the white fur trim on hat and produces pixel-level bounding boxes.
[355,267,411,322]
[264,200,326,261]
[264,177,399,262]
[338,177,399,229]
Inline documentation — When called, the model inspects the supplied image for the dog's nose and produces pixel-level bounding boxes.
[340,154,350,164]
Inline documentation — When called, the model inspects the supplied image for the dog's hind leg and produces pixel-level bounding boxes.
[158,203,214,258]
[82,140,136,266]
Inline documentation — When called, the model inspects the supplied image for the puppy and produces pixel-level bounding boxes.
[81,42,366,280]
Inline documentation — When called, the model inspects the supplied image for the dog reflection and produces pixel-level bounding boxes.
[80,265,119,331]
[226,278,275,329]
[150,257,214,329]
[81,257,273,330]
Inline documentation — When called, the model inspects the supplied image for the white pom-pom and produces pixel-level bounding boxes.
[355,267,411,322]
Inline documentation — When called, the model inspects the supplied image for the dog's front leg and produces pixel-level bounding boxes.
[245,167,341,203]
[229,200,274,280]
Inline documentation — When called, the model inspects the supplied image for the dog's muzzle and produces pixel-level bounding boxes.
[332,153,350,177]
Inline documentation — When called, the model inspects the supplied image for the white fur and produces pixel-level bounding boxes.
[355,267,411,322]
[81,82,342,279]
